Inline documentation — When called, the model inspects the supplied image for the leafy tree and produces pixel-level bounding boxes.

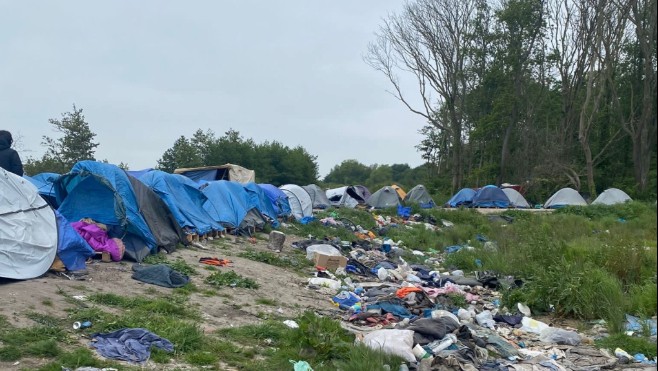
[157,136,203,172]
[24,105,99,175]
[324,160,372,185]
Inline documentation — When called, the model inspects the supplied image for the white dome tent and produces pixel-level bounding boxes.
[592,188,632,205]
[279,184,313,220]
[544,188,587,209]
[1,169,58,279]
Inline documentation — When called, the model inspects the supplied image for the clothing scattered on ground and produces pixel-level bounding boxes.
[91,328,174,363]
[131,264,190,288]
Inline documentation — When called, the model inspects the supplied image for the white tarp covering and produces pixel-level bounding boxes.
[544,188,587,209]
[1,169,58,279]
[502,188,531,208]
[592,188,632,205]
[279,184,313,220]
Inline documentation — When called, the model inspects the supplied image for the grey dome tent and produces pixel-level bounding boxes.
[404,184,435,208]
[302,184,331,209]
[592,188,632,205]
[1,169,58,279]
[501,188,530,208]
[544,188,587,209]
[367,186,401,209]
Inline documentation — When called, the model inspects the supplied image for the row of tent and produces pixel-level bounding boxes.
[446,185,633,209]
[3,161,435,279]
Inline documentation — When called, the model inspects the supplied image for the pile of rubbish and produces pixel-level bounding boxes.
[293,217,657,370]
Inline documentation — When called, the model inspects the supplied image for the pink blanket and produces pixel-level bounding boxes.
[71,221,123,261]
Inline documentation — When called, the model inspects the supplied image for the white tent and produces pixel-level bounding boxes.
[592,188,632,205]
[326,186,359,208]
[367,186,401,209]
[502,188,531,208]
[544,188,587,209]
[279,184,313,220]
[1,169,58,279]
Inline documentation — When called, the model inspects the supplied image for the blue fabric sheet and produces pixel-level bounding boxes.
[91,328,174,363]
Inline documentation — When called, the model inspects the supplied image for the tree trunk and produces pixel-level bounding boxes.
[498,123,514,185]
[580,137,596,197]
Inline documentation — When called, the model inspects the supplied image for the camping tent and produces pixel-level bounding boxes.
[326,185,371,208]
[1,169,59,279]
[174,164,255,184]
[367,186,401,209]
[592,188,632,205]
[501,188,530,208]
[544,188,588,209]
[54,161,159,261]
[471,185,510,208]
[3,170,94,278]
[445,188,477,208]
[243,182,278,221]
[258,184,291,217]
[391,185,407,200]
[303,184,331,209]
[279,184,313,220]
[139,170,222,236]
[202,180,266,229]
[24,172,60,208]
[404,184,435,208]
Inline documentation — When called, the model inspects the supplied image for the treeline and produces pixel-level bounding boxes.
[157,129,318,186]
[367,0,657,201]
[323,159,431,193]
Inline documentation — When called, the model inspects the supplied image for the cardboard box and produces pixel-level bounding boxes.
[313,253,348,271]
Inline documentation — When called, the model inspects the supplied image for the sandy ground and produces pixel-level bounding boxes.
[0,233,337,370]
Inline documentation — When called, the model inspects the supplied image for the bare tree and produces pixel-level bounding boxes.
[366,0,478,192]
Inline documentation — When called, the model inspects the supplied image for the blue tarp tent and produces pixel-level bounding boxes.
[54,161,158,261]
[445,188,477,208]
[258,184,291,217]
[202,180,265,229]
[138,170,222,235]
[24,172,60,208]
[55,210,94,271]
[126,168,153,179]
[243,182,278,221]
[471,185,510,208]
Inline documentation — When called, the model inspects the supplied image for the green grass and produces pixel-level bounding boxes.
[205,270,260,289]
[255,298,279,306]
[596,334,657,358]
[238,249,312,271]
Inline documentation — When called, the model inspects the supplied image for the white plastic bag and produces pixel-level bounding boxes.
[520,316,550,335]
[362,329,416,363]
[539,327,581,345]
[305,244,341,260]
[475,310,495,329]
[377,267,390,281]
[307,277,341,290]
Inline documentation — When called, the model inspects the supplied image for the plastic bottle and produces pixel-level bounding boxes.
[427,334,457,354]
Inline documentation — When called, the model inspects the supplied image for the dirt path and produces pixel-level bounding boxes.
[0,234,337,370]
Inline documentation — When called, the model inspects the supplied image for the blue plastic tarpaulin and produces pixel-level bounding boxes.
[138,170,222,235]
[446,188,477,208]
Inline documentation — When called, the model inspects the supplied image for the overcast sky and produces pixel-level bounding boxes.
[1,1,426,178]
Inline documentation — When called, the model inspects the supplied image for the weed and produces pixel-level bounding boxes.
[142,254,198,276]
[238,249,312,270]
[596,334,657,358]
[42,299,53,307]
[35,348,124,371]
[205,271,259,289]
[255,298,279,306]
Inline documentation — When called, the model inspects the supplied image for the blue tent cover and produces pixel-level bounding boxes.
[446,188,477,207]
[471,185,510,208]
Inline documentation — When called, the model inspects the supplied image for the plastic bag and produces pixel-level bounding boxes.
[307,277,341,290]
[305,244,341,260]
[362,329,416,363]
[539,327,581,345]
[520,317,550,334]
[475,310,495,329]
[377,267,390,281]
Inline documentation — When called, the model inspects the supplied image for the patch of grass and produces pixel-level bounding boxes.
[25,312,61,327]
[184,349,219,366]
[174,282,199,296]
[596,334,657,358]
[42,299,53,307]
[205,270,259,289]
[238,249,312,270]
[35,347,124,371]
[27,339,60,358]
[627,282,658,317]
[255,298,279,306]
[0,346,21,362]
[0,314,66,362]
